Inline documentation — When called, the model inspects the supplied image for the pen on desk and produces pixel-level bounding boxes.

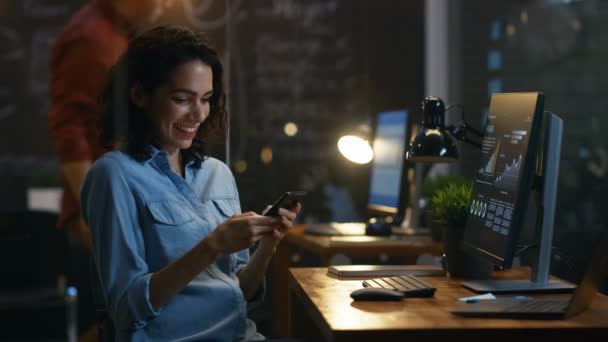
[460,294,531,303]
[458,293,496,303]
[464,298,482,303]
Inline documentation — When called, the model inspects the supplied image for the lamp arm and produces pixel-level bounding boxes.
[445,104,485,148]
[460,122,485,138]
[447,122,483,148]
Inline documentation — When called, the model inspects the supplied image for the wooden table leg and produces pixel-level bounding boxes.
[272,241,292,337]
[288,271,325,341]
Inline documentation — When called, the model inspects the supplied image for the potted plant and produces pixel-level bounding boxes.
[430,182,493,279]
[421,175,469,241]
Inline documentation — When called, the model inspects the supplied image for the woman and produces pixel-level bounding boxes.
[81,25,300,341]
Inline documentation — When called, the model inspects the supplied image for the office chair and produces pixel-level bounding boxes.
[0,210,78,341]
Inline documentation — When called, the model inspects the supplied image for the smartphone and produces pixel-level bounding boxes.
[264,191,307,216]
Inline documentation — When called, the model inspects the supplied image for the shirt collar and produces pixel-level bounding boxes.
[141,145,206,168]
[182,149,206,168]
[142,145,163,163]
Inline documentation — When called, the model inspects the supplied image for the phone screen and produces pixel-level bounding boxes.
[264,191,306,216]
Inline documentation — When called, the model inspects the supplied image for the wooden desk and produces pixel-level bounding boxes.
[279,225,443,265]
[271,225,443,336]
[287,267,608,341]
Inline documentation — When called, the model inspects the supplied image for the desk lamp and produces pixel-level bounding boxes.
[406,96,484,162]
[403,96,483,236]
[337,122,374,164]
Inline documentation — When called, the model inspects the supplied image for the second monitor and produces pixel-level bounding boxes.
[367,109,410,221]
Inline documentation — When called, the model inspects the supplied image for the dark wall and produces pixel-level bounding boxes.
[0,0,87,210]
[0,0,424,221]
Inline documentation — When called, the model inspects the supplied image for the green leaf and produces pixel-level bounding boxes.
[429,182,472,229]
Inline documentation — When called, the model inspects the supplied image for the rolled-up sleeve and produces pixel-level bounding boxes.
[230,175,266,311]
[235,250,266,313]
[81,157,160,331]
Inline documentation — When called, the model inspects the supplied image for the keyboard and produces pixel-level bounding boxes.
[304,222,366,236]
[362,275,436,298]
[452,298,570,318]
[499,299,568,313]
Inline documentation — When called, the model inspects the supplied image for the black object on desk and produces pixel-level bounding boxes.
[365,219,392,236]
[350,288,405,301]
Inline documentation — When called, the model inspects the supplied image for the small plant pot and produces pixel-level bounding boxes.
[442,226,493,279]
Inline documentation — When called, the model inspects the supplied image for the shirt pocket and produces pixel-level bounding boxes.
[146,200,196,226]
[211,198,238,219]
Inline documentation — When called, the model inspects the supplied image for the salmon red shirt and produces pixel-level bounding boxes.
[48,0,132,228]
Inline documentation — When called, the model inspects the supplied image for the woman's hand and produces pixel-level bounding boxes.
[205,212,280,255]
[237,203,301,300]
[260,202,302,250]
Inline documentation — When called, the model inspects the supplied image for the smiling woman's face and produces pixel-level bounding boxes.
[135,59,214,155]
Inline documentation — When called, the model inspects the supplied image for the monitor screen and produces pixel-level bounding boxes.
[367,110,409,216]
[462,93,544,268]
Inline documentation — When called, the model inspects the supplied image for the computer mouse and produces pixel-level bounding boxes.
[350,288,405,301]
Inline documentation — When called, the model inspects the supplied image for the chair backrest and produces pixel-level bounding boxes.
[0,210,76,340]
[0,210,68,289]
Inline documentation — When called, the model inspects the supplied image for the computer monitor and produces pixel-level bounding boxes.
[367,109,410,222]
[460,92,575,293]
[301,110,410,237]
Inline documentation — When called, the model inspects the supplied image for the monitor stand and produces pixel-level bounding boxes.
[462,112,576,294]
[391,208,431,236]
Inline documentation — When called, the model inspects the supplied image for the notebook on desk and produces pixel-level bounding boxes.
[328,264,445,277]
[452,229,608,319]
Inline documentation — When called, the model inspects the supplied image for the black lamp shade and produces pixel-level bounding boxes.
[406,96,459,163]
[407,128,458,162]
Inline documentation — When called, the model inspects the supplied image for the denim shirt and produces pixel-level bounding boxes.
[81,147,265,342]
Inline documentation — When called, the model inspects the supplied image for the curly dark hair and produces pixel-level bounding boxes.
[99,25,227,159]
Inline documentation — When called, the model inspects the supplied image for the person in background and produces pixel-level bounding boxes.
[81,25,302,341]
[47,0,174,338]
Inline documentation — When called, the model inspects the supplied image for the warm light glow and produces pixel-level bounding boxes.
[283,122,298,136]
[260,146,273,164]
[520,10,528,24]
[506,23,516,37]
[234,160,247,173]
[338,135,373,164]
